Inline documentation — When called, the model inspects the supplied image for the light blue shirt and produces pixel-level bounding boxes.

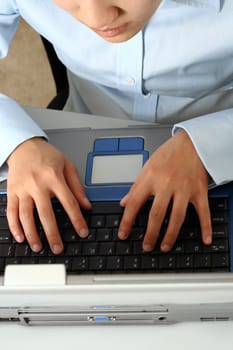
[0,0,233,185]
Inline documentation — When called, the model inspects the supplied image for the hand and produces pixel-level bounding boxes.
[118,130,212,252]
[6,137,91,254]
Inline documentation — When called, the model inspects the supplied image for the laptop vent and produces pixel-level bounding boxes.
[200,317,230,322]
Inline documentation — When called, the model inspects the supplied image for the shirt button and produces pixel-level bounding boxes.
[125,76,136,85]
[143,92,151,99]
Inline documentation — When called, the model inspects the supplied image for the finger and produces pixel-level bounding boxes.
[18,196,42,252]
[118,183,149,240]
[53,178,89,239]
[120,193,130,207]
[64,161,91,210]
[35,195,64,254]
[6,194,25,243]
[192,195,212,245]
[142,192,171,252]
[160,195,188,252]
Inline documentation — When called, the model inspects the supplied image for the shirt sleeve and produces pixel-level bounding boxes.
[0,3,46,182]
[0,94,47,182]
[172,109,233,186]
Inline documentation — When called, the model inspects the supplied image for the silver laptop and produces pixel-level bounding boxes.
[0,120,233,326]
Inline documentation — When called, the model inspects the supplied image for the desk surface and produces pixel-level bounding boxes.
[1,322,233,350]
[2,107,233,348]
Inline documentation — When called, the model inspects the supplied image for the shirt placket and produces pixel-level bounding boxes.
[116,31,158,123]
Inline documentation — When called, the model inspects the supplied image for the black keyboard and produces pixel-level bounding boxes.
[0,193,230,274]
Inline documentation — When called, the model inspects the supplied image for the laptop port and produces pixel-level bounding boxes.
[200,317,215,321]
[0,317,19,323]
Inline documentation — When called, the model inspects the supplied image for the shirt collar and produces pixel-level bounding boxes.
[171,0,221,11]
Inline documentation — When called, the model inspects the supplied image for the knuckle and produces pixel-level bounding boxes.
[44,164,61,180]
[193,178,208,195]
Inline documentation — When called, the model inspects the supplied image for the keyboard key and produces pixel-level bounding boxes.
[62,229,79,242]
[133,241,143,255]
[89,256,106,271]
[105,215,121,228]
[172,242,184,254]
[212,253,229,268]
[15,244,31,257]
[72,257,89,271]
[38,257,56,264]
[203,240,228,253]
[159,255,176,269]
[0,230,12,243]
[209,198,228,211]
[31,247,48,257]
[65,243,82,256]
[0,194,7,204]
[211,212,228,224]
[84,229,96,242]
[0,206,6,216]
[184,240,202,254]
[5,257,22,265]
[130,228,145,241]
[212,225,228,238]
[177,254,193,269]
[124,256,141,270]
[96,228,112,241]
[90,215,105,228]
[0,244,14,257]
[82,243,98,256]
[0,217,9,229]
[106,256,123,271]
[141,256,158,270]
[99,242,115,255]
[116,241,132,255]
[21,257,38,264]
[194,254,211,268]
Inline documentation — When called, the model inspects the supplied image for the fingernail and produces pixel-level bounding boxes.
[84,197,91,206]
[118,230,127,240]
[143,244,153,252]
[52,244,63,254]
[161,244,171,253]
[79,228,89,238]
[205,236,212,245]
[15,234,24,243]
[32,243,42,252]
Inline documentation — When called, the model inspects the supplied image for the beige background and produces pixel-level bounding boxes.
[0,19,56,108]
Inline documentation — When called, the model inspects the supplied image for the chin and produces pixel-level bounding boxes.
[101,29,140,44]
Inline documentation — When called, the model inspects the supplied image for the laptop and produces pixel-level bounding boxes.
[0,122,233,326]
